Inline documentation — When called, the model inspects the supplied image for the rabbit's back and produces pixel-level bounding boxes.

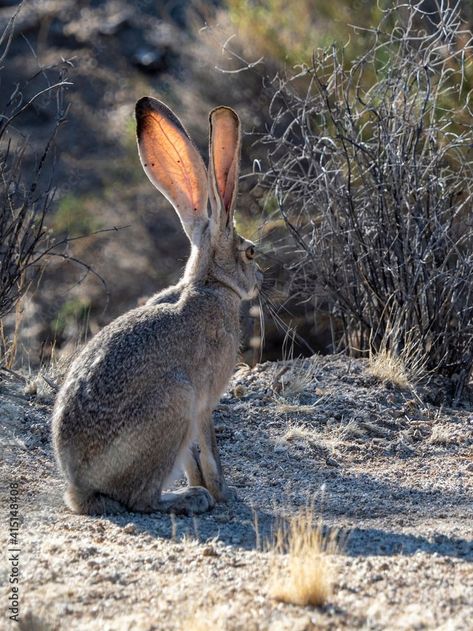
[53,287,239,462]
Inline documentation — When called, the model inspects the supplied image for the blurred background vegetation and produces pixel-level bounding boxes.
[1,0,473,398]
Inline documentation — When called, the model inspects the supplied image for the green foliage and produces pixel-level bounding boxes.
[53,297,91,336]
[225,1,473,121]
[226,0,384,66]
[52,195,102,236]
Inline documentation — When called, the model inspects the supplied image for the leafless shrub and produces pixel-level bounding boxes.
[0,5,71,322]
[261,1,473,401]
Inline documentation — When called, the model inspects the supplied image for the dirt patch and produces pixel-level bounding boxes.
[1,355,472,630]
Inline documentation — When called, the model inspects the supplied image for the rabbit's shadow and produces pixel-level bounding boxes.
[101,497,473,561]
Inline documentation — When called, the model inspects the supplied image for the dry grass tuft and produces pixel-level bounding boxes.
[279,361,320,399]
[429,424,454,446]
[283,424,317,443]
[368,349,412,389]
[275,402,318,414]
[367,328,428,389]
[268,508,338,607]
[280,421,354,457]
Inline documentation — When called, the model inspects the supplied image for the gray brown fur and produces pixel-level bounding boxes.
[52,98,262,515]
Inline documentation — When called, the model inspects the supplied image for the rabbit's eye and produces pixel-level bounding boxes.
[245,245,256,261]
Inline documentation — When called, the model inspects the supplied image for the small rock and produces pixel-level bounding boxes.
[274,443,287,453]
[396,441,415,457]
[233,384,247,398]
[254,362,273,373]
[326,455,340,467]
[202,545,219,557]
[269,617,311,631]
[24,380,37,396]
[405,399,418,411]
[123,523,137,535]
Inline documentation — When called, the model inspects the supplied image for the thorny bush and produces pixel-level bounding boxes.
[262,1,473,400]
[0,6,70,322]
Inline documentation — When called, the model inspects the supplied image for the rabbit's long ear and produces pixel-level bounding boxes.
[208,106,241,230]
[135,97,208,241]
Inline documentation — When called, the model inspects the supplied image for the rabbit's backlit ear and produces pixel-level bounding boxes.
[135,97,208,240]
[208,106,241,225]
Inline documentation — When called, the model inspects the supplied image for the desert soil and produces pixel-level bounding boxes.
[1,355,472,630]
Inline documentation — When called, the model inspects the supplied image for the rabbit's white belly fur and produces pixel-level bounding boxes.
[162,392,209,490]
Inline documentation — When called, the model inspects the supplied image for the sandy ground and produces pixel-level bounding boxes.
[1,355,472,630]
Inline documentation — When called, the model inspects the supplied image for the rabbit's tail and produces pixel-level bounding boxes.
[64,484,126,515]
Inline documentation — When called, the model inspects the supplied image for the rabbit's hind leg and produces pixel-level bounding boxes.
[129,471,214,515]
[151,486,215,515]
[128,439,215,515]
[64,484,127,515]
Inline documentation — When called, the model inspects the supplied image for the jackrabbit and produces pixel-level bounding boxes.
[52,97,262,515]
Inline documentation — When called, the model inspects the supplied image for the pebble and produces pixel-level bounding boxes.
[326,455,340,467]
[24,380,38,395]
[233,384,247,398]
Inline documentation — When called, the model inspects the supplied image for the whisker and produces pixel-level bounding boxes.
[257,296,266,363]
[259,292,315,356]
